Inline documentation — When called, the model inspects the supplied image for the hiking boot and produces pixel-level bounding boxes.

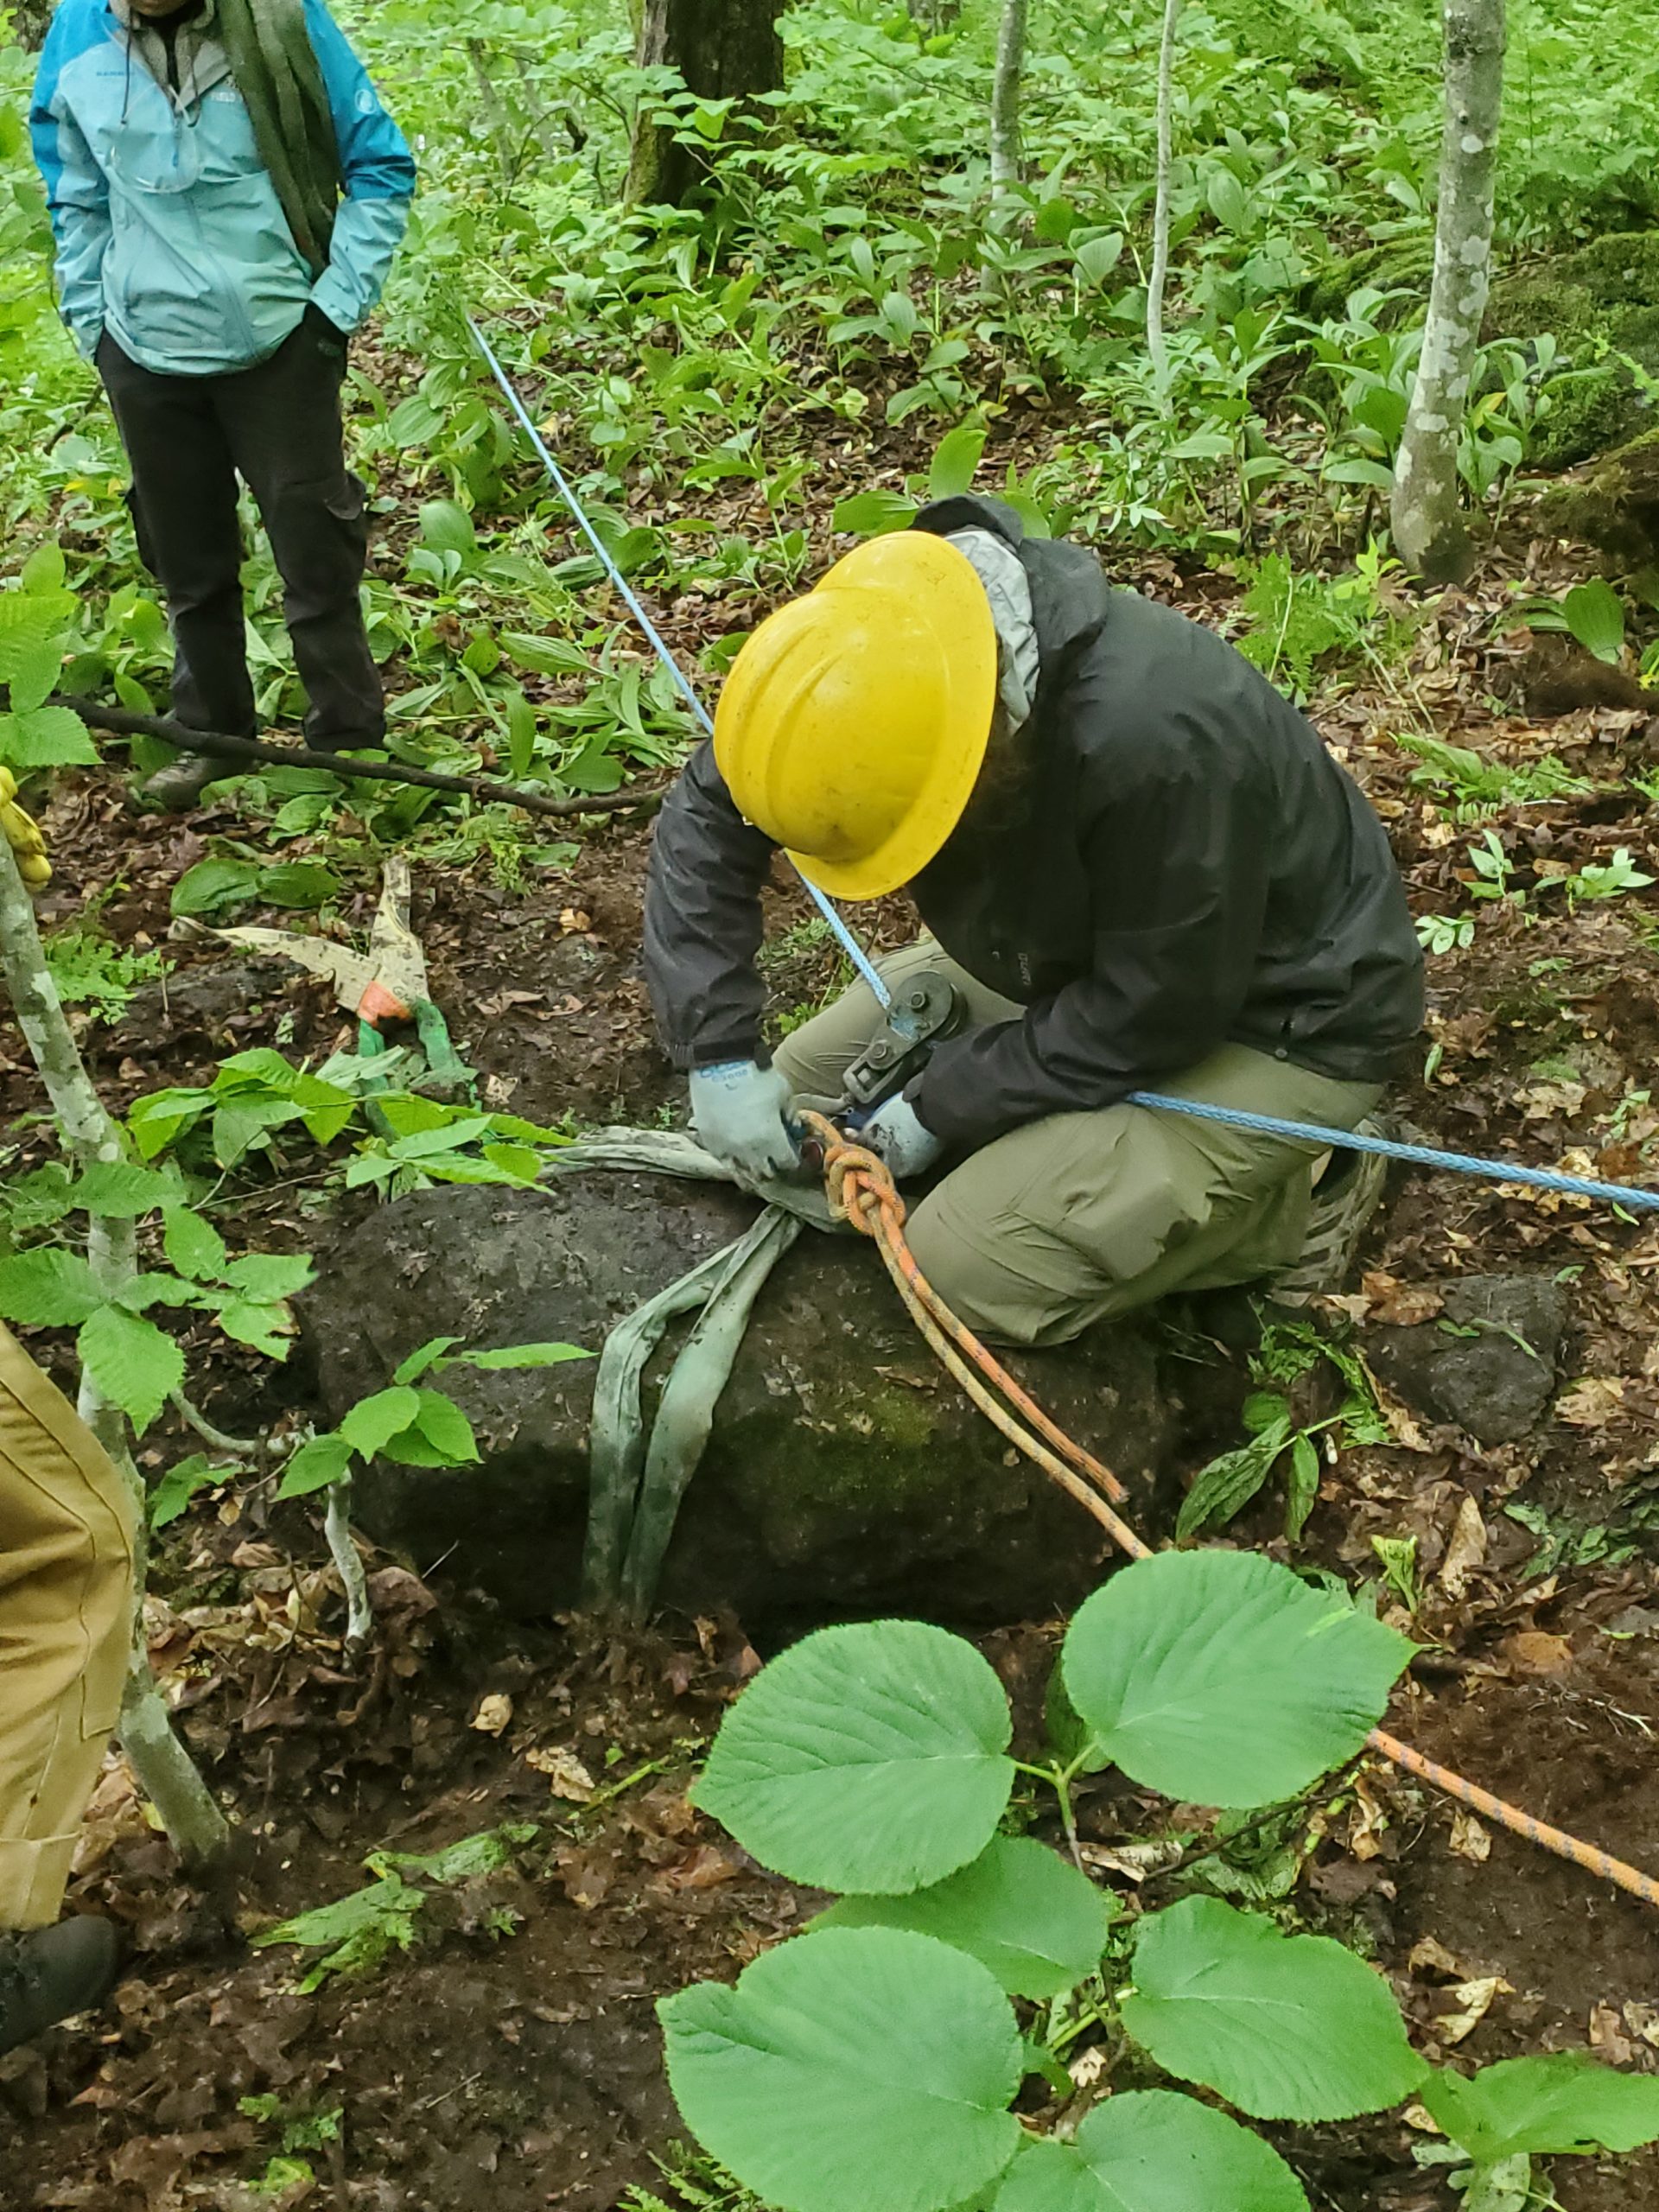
[0,1917,122,2055]
[1269,1117,1390,1306]
[136,750,223,811]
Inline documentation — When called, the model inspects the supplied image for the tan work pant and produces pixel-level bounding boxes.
[0,1325,135,1929]
[774,941,1380,1347]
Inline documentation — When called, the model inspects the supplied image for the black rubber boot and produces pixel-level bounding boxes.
[135,750,223,812]
[0,1917,122,2054]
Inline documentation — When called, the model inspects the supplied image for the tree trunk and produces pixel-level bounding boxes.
[1145,0,1183,385]
[9,0,53,50]
[626,0,785,208]
[0,836,231,1871]
[1390,0,1505,583]
[989,0,1029,209]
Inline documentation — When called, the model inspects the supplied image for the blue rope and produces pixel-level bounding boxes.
[467,317,894,1011]
[468,325,1659,1220]
[1128,1092,1659,1213]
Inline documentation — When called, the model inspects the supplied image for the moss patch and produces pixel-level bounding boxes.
[1486,232,1659,467]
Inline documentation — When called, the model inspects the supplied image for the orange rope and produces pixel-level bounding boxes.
[807,1113,1659,1915]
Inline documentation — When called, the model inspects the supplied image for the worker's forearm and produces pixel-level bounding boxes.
[643,745,776,1068]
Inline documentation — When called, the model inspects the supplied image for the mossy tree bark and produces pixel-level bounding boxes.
[1390,0,1505,582]
[988,0,1029,210]
[626,0,785,208]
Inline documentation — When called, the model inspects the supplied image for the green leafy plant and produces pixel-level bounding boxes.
[0,547,99,772]
[42,923,162,1023]
[1418,2053,1659,2210]
[0,1158,310,1430]
[276,1332,590,1500]
[1178,1315,1385,1540]
[253,1822,538,1990]
[1397,733,1593,821]
[1521,578,1628,666]
[1417,910,1477,955]
[659,1552,1421,2212]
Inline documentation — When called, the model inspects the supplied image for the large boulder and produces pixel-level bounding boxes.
[1485,232,1659,471]
[299,1179,1179,1630]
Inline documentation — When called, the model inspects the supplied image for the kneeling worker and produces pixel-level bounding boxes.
[1,1329,136,2053]
[643,496,1425,1348]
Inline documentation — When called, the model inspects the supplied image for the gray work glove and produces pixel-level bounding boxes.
[688,1059,799,1180]
[859,1092,944,1181]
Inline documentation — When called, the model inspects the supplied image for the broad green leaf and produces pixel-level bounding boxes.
[1421,2055,1659,2164]
[928,425,988,501]
[0,635,66,710]
[216,1253,315,1301]
[77,1303,182,1434]
[1562,579,1625,665]
[75,1160,177,1217]
[339,1385,423,1458]
[211,1095,302,1166]
[257,861,340,910]
[660,1928,1024,2212]
[380,1387,480,1469]
[1123,1897,1425,2121]
[129,1086,213,1158]
[276,1432,354,1499]
[690,1619,1014,1893]
[253,1869,424,1990]
[1174,1415,1290,1538]
[2,704,99,765]
[171,858,260,917]
[1061,1550,1411,1807]
[213,1297,298,1358]
[505,686,538,780]
[817,1834,1113,1999]
[0,1247,102,1325]
[163,1205,228,1281]
[20,543,67,594]
[392,1334,463,1384]
[149,1452,226,1529]
[993,2089,1309,2210]
[1206,165,1251,233]
[1285,1432,1321,1542]
[1073,232,1124,288]
[419,498,477,556]
[832,488,919,538]
[461,1340,591,1370]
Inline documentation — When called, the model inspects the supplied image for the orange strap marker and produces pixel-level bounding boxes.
[803,1111,1659,1915]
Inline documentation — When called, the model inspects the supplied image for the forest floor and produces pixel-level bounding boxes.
[7,388,1659,2209]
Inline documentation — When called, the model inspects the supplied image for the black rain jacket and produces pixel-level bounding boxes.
[641,496,1425,1152]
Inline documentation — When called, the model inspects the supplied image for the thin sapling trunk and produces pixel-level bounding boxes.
[1145,0,1183,386]
[989,0,1029,210]
[1390,0,1505,582]
[0,839,230,1869]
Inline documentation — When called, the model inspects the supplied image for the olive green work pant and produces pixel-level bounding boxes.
[773,941,1381,1348]
[0,1325,135,1929]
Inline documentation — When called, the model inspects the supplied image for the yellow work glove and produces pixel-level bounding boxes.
[0,767,51,890]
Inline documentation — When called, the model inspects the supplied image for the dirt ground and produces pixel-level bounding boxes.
[7,485,1659,2208]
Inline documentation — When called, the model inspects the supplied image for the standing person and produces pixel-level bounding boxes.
[29,0,416,809]
[0,1325,136,2054]
[643,496,1425,1348]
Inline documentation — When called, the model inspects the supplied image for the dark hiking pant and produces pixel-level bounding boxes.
[97,321,384,749]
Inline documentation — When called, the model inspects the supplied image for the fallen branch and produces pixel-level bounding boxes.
[51,696,667,821]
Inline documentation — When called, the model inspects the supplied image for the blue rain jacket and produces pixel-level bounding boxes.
[30,0,415,377]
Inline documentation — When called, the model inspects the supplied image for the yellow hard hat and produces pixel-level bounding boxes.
[714,531,998,900]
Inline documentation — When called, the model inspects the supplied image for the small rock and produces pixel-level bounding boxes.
[1363,1274,1569,1445]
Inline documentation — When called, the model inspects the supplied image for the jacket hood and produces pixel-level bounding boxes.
[911,493,1113,685]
